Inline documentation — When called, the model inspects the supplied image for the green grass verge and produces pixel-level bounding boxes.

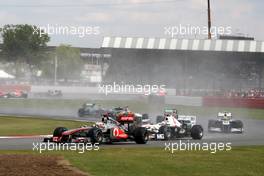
[1,146,264,176]
[0,116,91,136]
[65,146,264,176]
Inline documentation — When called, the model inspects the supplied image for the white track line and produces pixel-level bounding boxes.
[0,135,52,139]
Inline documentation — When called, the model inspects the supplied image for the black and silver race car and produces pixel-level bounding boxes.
[78,103,106,117]
[6,90,28,98]
[47,90,63,97]
[208,112,244,133]
[44,112,149,145]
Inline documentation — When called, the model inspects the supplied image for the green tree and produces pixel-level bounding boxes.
[0,24,49,62]
[0,24,50,77]
[56,45,83,81]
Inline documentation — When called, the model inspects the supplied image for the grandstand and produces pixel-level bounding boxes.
[100,37,264,91]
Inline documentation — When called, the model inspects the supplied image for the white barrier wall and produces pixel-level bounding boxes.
[31,86,202,106]
[31,86,176,95]
[31,86,98,93]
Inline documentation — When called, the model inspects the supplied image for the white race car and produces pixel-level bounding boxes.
[142,109,203,140]
[208,112,244,133]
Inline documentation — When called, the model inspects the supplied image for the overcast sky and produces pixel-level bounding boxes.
[0,0,263,48]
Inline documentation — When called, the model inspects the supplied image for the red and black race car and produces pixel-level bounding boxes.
[44,111,149,144]
[7,90,28,98]
[0,90,28,98]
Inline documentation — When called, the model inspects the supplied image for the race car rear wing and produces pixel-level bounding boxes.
[218,112,232,117]
[217,112,232,120]
[178,115,196,126]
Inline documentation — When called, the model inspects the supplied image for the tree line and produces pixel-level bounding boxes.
[0,24,83,81]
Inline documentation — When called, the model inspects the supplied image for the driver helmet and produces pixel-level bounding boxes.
[172,110,177,118]
[223,112,228,119]
[102,113,109,123]
[164,112,170,117]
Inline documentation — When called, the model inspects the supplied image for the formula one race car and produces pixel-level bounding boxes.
[44,111,149,144]
[142,109,203,140]
[7,90,28,98]
[208,112,244,133]
[46,90,62,97]
[107,106,137,118]
[78,103,106,117]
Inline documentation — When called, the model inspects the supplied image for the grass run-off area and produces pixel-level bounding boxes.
[0,116,91,136]
[0,98,264,119]
[1,146,264,176]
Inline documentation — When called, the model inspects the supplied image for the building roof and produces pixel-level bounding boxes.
[102,36,264,53]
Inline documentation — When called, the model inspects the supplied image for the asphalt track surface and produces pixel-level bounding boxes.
[0,106,264,150]
[0,107,92,121]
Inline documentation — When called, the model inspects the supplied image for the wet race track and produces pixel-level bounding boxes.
[0,106,264,150]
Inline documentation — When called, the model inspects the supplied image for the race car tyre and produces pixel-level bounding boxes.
[156,115,164,123]
[159,126,172,140]
[208,120,217,132]
[181,124,188,135]
[53,127,68,137]
[231,120,243,128]
[134,127,148,144]
[6,94,11,98]
[142,113,149,119]
[89,128,103,144]
[22,93,28,98]
[191,125,203,140]
[231,120,244,133]
[78,109,85,117]
[170,127,176,137]
[43,138,52,142]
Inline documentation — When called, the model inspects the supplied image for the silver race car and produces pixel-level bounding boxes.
[208,112,244,133]
[142,109,203,140]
